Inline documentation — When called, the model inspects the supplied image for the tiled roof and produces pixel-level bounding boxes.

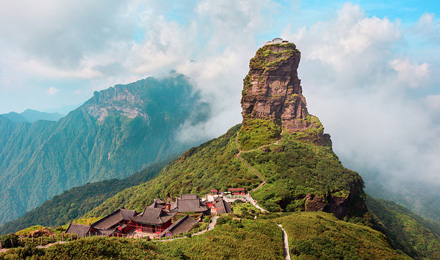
[180,194,198,200]
[131,208,175,225]
[228,188,245,192]
[176,197,207,213]
[214,197,232,214]
[170,194,208,213]
[148,199,166,209]
[65,223,90,238]
[92,209,136,230]
[159,215,197,237]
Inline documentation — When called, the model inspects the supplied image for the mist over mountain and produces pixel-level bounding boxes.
[0,74,209,225]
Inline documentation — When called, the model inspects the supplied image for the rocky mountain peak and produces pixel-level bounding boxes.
[241,39,326,144]
[84,86,147,122]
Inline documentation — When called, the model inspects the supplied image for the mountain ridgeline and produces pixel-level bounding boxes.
[0,109,64,123]
[0,74,209,225]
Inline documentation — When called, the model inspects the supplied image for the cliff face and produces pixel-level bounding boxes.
[241,40,325,144]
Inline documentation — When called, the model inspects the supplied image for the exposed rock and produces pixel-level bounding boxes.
[241,39,325,144]
[27,228,54,238]
[305,194,326,212]
[83,86,148,122]
[305,192,353,219]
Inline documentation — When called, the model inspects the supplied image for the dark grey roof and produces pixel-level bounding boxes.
[159,215,197,237]
[154,198,165,204]
[92,209,136,230]
[180,194,198,200]
[214,197,232,214]
[148,199,166,209]
[65,223,90,238]
[173,195,207,213]
[131,208,175,225]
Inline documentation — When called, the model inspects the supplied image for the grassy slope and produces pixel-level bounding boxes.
[367,197,440,259]
[1,212,410,260]
[277,212,410,260]
[0,160,169,235]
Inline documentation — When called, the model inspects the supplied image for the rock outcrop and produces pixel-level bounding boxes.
[241,39,325,144]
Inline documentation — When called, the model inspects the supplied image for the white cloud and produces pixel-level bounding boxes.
[46,86,60,95]
[411,12,440,44]
[390,58,431,89]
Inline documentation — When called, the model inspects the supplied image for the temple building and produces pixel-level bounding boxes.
[170,194,208,213]
[227,188,246,195]
[65,222,91,238]
[90,208,137,236]
[130,207,175,234]
[211,197,232,215]
[158,215,198,237]
[64,193,231,238]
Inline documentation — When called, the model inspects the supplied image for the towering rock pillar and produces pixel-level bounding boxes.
[241,38,325,144]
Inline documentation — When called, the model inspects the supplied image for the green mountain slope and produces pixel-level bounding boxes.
[367,197,440,259]
[86,122,368,225]
[0,160,170,235]
[0,74,209,225]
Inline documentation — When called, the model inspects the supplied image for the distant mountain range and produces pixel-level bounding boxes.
[0,74,210,225]
[0,109,64,123]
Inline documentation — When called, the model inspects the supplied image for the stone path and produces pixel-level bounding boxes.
[36,241,67,249]
[277,224,291,260]
[245,193,267,213]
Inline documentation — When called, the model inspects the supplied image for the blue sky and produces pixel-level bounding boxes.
[0,0,439,191]
[0,0,437,114]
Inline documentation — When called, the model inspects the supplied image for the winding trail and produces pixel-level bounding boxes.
[236,132,291,259]
[235,132,281,213]
[235,132,266,183]
[277,224,291,260]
